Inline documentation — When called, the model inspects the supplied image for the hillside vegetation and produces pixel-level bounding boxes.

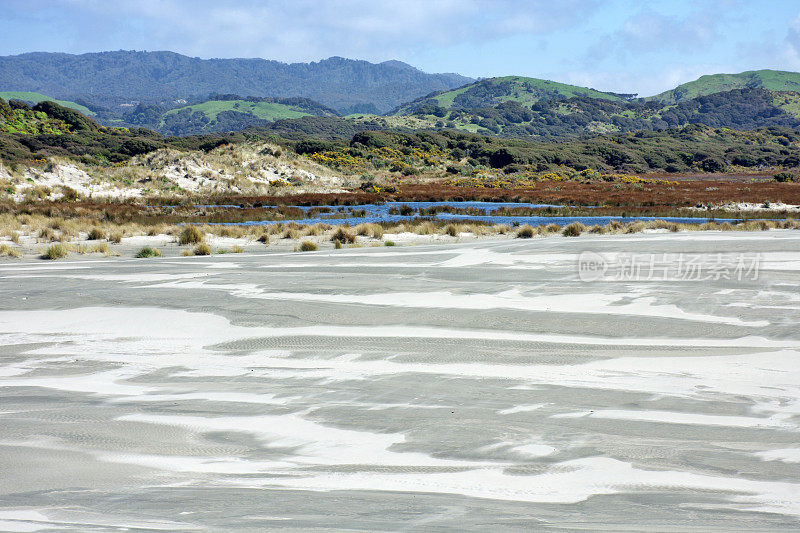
[395,87,800,138]
[650,70,800,104]
[0,91,95,116]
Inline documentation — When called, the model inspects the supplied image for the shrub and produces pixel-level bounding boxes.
[179,226,204,245]
[135,246,161,258]
[331,227,356,243]
[562,222,586,237]
[516,225,535,238]
[774,172,796,183]
[42,243,67,260]
[193,243,211,255]
[87,227,106,240]
[299,240,318,251]
[384,240,396,246]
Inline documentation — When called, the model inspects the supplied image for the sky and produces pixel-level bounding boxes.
[1,0,800,96]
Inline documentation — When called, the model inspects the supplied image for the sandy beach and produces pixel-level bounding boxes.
[1,231,800,530]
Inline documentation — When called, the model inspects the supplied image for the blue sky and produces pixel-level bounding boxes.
[1,0,799,96]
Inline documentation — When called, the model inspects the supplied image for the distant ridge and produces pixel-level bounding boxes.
[0,50,474,113]
[648,70,800,103]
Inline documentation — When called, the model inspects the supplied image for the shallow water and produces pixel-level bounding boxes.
[1,231,800,530]
[193,200,742,227]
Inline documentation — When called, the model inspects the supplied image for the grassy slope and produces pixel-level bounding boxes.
[0,91,95,116]
[163,100,312,122]
[649,70,800,103]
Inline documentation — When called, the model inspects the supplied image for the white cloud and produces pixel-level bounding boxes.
[20,0,599,63]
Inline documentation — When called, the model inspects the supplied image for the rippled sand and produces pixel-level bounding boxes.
[1,231,800,531]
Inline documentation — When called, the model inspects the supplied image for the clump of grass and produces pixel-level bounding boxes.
[179,226,204,245]
[516,225,535,238]
[231,244,243,253]
[299,240,318,252]
[496,225,509,235]
[544,223,561,234]
[181,249,193,256]
[87,227,106,240]
[0,244,22,258]
[42,243,68,260]
[108,231,123,244]
[331,227,356,244]
[282,228,299,239]
[193,243,211,255]
[414,221,435,235]
[257,232,270,244]
[135,246,161,258]
[39,227,56,242]
[88,243,110,255]
[562,222,586,237]
[443,224,460,237]
[384,240,396,246]
[589,225,606,234]
[334,240,342,249]
[624,222,645,234]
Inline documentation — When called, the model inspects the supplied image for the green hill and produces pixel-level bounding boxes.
[395,76,629,115]
[0,91,95,116]
[148,96,339,136]
[164,100,312,123]
[649,70,800,104]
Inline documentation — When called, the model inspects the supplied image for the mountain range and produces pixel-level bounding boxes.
[0,51,472,114]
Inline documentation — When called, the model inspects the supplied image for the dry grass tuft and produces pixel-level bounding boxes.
[516,225,535,238]
[41,243,67,260]
[179,226,204,245]
[87,227,106,240]
[331,227,356,244]
[562,222,586,237]
[0,244,22,258]
[193,243,211,255]
[299,240,318,251]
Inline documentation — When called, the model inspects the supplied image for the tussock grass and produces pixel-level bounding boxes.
[496,224,509,235]
[108,231,123,243]
[88,243,110,255]
[331,227,356,243]
[87,227,106,240]
[135,246,161,258]
[543,223,561,234]
[231,245,243,253]
[516,225,535,238]
[282,228,300,239]
[443,224,460,237]
[299,240,318,251]
[562,222,586,237]
[42,243,67,260]
[257,232,270,244]
[0,244,22,258]
[588,225,606,234]
[193,243,211,255]
[179,226,204,245]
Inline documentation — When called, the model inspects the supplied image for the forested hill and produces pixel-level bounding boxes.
[0,51,473,114]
